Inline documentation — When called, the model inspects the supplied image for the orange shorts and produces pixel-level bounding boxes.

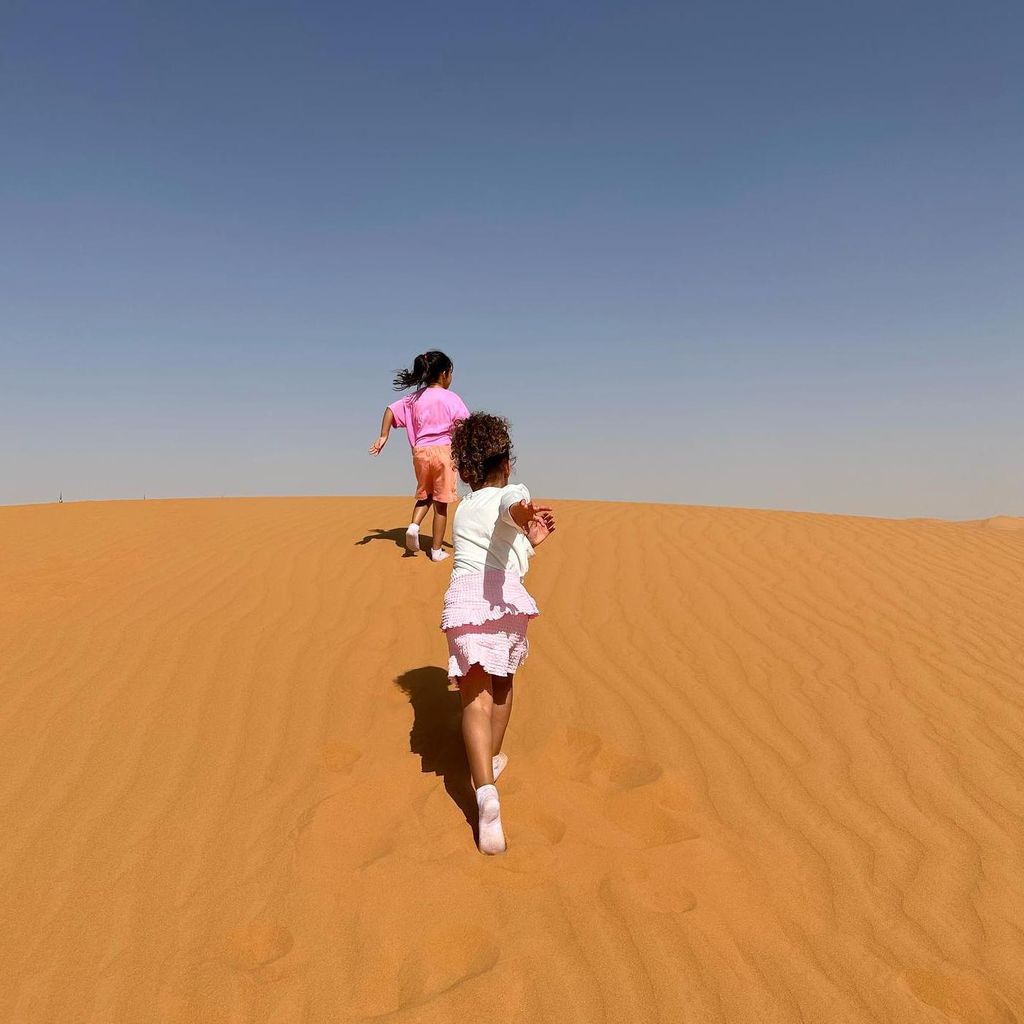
[412,444,458,503]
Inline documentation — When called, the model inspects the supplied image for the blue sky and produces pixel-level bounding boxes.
[2,1,1022,517]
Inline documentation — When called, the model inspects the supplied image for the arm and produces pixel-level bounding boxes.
[502,488,556,548]
[368,407,395,456]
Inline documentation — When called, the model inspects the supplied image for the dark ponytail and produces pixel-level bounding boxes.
[392,350,454,391]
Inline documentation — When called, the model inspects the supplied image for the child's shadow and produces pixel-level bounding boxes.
[354,528,450,556]
[394,666,476,835]
[355,527,414,555]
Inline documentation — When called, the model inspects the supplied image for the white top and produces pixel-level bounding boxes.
[451,483,535,578]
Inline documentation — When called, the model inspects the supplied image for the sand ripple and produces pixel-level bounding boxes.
[1,497,1022,1021]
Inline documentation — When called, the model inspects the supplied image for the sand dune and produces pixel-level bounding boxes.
[979,516,1024,531]
[2,496,1023,1023]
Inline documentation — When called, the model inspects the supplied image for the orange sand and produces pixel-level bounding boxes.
[2,496,1023,1023]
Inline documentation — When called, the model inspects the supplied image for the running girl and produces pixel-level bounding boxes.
[442,412,556,853]
[368,350,469,561]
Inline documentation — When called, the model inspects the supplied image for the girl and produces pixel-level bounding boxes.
[443,412,556,854]
[368,350,470,561]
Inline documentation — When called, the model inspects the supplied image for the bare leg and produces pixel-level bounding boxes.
[430,501,449,556]
[490,675,514,757]
[459,666,495,788]
[406,498,432,553]
[460,666,506,853]
[411,498,432,527]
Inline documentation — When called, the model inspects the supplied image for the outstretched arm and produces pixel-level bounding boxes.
[510,499,556,547]
[369,407,395,456]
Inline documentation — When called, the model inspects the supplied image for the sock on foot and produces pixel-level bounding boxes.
[429,548,449,561]
[476,784,506,855]
[492,752,508,781]
[405,524,420,552]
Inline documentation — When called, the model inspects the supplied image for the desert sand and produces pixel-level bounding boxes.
[2,496,1023,1023]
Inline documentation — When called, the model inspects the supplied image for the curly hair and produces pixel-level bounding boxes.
[450,412,515,488]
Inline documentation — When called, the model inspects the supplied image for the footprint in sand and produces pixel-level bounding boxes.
[396,923,500,1005]
[554,728,699,849]
[559,729,671,794]
[604,792,699,848]
[347,922,500,1017]
[321,741,362,773]
[507,805,567,848]
[605,755,663,790]
[562,727,604,782]
[600,861,697,915]
[904,968,1018,1024]
[222,921,294,971]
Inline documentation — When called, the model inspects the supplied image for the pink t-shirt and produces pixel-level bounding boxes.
[389,388,470,449]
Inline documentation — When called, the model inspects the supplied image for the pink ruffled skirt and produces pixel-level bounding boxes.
[441,571,539,683]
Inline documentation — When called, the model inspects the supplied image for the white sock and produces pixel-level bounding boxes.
[476,784,506,855]
[405,524,420,552]
[492,752,508,781]
[429,548,449,561]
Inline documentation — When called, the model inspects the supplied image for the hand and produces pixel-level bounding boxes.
[510,499,549,529]
[510,499,556,545]
[526,508,556,548]
[368,436,387,456]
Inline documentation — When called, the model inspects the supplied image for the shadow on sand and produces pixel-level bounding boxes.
[355,528,451,556]
[394,666,475,836]
[355,527,414,554]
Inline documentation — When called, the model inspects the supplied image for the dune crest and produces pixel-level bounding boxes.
[1,496,1023,1022]
[982,515,1024,531]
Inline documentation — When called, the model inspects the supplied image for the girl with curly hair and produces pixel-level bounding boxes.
[442,412,556,854]
[368,350,469,561]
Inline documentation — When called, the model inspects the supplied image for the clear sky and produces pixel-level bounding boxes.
[2,1,1022,518]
